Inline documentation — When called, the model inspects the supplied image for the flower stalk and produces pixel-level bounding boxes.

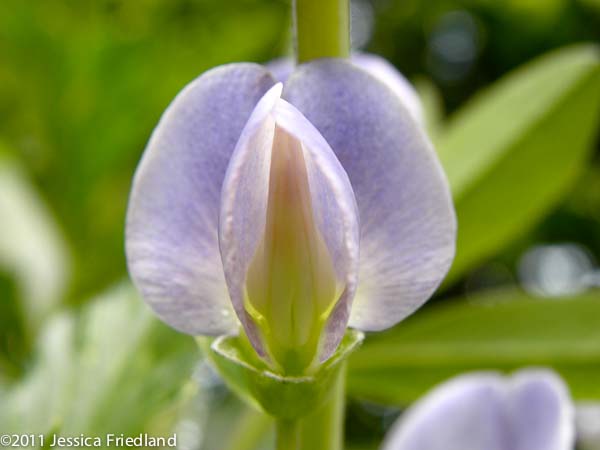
[293,0,350,63]
[271,0,351,446]
[275,363,347,450]
[275,420,299,450]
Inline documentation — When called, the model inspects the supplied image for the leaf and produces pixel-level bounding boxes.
[347,289,600,405]
[414,77,445,139]
[438,44,600,283]
[0,282,198,442]
[0,0,288,298]
[0,271,28,377]
[0,149,71,330]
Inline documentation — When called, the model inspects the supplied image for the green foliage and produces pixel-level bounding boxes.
[347,289,600,405]
[414,77,445,139]
[0,0,288,299]
[0,283,198,445]
[0,151,71,376]
[0,152,70,326]
[0,273,25,379]
[438,44,600,283]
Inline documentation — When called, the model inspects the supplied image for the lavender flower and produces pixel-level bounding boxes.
[125,58,456,373]
[382,370,574,450]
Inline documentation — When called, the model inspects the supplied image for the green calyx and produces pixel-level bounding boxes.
[201,329,363,420]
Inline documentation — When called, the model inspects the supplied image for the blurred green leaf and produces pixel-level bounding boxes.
[0,272,29,378]
[414,77,445,139]
[0,271,27,378]
[504,0,567,21]
[0,150,71,328]
[0,149,71,375]
[438,44,600,283]
[579,0,600,13]
[0,0,287,299]
[347,289,600,405]
[0,282,198,444]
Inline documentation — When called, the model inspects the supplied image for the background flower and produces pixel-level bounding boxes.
[382,370,574,450]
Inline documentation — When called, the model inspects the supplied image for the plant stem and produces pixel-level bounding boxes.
[300,362,346,450]
[224,407,273,450]
[276,419,299,450]
[274,363,347,450]
[293,0,350,63]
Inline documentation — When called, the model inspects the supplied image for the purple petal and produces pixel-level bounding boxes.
[266,57,294,84]
[352,53,424,124]
[510,371,575,450]
[126,63,276,336]
[219,84,360,365]
[382,373,508,450]
[283,59,456,332]
[267,54,424,123]
[381,370,574,450]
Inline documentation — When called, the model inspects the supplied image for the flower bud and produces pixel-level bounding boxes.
[244,125,342,373]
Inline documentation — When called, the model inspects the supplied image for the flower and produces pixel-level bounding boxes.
[125,58,456,374]
[381,370,574,450]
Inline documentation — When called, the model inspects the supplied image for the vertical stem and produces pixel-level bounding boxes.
[294,0,350,63]
[276,419,300,450]
[224,407,273,450]
[274,363,347,450]
[299,362,346,450]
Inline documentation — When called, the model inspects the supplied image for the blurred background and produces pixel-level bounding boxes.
[0,0,599,449]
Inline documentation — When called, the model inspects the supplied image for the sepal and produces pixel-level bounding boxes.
[201,329,363,419]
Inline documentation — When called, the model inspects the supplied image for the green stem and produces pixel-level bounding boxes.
[293,0,350,63]
[276,419,299,450]
[300,362,346,450]
[275,362,347,450]
[224,407,273,450]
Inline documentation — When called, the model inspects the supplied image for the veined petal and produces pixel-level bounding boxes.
[267,54,424,123]
[126,64,276,336]
[219,84,359,372]
[283,59,456,332]
[381,370,574,450]
[352,53,424,124]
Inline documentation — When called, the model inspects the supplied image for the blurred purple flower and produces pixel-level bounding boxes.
[125,58,455,371]
[382,370,574,450]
